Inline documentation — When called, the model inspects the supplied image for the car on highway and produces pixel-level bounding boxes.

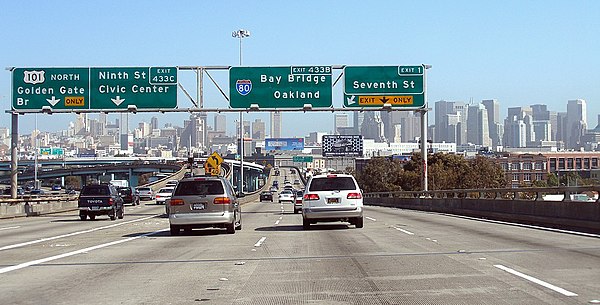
[118,186,139,205]
[294,190,304,214]
[294,179,301,185]
[78,184,124,221]
[278,190,295,203]
[302,173,363,229]
[136,187,154,201]
[155,187,175,204]
[30,189,46,196]
[51,184,62,191]
[269,186,278,193]
[260,191,273,202]
[165,180,179,188]
[168,176,241,235]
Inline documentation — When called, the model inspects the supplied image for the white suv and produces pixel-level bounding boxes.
[302,174,363,229]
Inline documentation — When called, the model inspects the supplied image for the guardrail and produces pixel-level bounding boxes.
[364,186,600,234]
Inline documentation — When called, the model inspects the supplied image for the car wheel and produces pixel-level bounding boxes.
[89,215,96,221]
[79,214,87,221]
[302,218,310,230]
[118,207,124,219]
[170,225,180,236]
[354,217,364,228]
[109,209,116,221]
[226,221,235,234]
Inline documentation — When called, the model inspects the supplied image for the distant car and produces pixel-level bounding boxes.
[293,179,301,185]
[155,187,175,204]
[51,185,62,191]
[302,173,363,229]
[30,189,46,195]
[278,190,295,203]
[136,187,154,201]
[269,186,278,193]
[118,187,139,205]
[165,180,179,188]
[2,187,25,196]
[260,191,273,202]
[294,190,304,214]
[168,176,241,235]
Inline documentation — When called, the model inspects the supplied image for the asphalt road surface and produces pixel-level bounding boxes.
[0,198,599,305]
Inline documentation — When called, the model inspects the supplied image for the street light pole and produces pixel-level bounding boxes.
[34,114,38,189]
[232,29,250,195]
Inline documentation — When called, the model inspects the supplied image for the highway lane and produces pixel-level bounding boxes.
[0,198,598,304]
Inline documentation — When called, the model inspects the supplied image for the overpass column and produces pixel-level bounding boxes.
[128,168,139,187]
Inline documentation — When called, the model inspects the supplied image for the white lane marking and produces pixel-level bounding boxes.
[494,264,578,297]
[275,220,280,225]
[392,226,414,235]
[0,214,160,251]
[254,236,267,247]
[0,229,167,274]
[365,217,376,222]
[278,216,282,220]
[0,226,20,231]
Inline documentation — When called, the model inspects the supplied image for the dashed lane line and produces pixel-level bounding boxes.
[254,236,267,247]
[494,264,578,297]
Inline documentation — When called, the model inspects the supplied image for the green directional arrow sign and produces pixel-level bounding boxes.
[343,65,426,108]
[12,67,178,111]
[90,67,177,109]
[229,66,333,108]
[12,68,90,110]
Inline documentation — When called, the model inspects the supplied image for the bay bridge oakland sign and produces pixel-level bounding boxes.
[12,67,177,110]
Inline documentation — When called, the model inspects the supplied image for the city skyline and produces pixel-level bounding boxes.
[1,1,598,136]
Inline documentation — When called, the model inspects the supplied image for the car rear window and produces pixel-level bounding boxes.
[81,186,110,196]
[308,177,357,191]
[138,188,151,192]
[174,181,224,196]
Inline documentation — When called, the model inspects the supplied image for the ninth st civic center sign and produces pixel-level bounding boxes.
[12,67,177,110]
[229,66,332,109]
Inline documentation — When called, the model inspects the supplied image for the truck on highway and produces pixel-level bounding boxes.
[109,180,129,188]
[78,184,124,221]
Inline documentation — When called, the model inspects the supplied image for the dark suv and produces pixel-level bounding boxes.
[78,184,124,221]
[118,187,139,205]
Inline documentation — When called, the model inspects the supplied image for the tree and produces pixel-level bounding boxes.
[355,157,404,192]
[547,173,559,187]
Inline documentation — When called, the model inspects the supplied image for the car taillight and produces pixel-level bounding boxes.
[303,193,320,201]
[347,192,362,199]
[170,199,184,206]
[214,197,231,204]
[108,198,113,205]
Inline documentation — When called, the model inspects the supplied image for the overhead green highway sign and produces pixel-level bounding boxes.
[343,65,425,108]
[12,67,177,110]
[229,66,332,109]
[293,156,313,163]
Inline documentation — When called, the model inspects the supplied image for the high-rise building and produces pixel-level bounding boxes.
[214,114,226,133]
[503,106,532,148]
[482,99,501,147]
[361,112,385,142]
[252,119,266,140]
[180,114,206,152]
[334,114,349,135]
[270,112,282,138]
[353,111,364,134]
[150,117,158,130]
[566,99,587,149]
[467,104,492,147]
[435,100,468,145]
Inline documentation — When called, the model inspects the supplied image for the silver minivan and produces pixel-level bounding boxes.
[168,176,241,235]
[302,174,363,229]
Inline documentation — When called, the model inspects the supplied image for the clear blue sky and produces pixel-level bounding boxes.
[1,1,599,136]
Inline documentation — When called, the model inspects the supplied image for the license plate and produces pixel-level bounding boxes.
[327,198,340,204]
[91,206,100,210]
[192,203,205,210]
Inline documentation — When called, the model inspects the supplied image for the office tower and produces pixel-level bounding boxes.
[180,114,205,151]
[467,104,492,147]
[138,122,151,137]
[334,113,349,135]
[434,100,468,144]
[214,114,226,133]
[243,120,251,139]
[150,117,158,130]
[529,104,552,142]
[252,119,266,140]
[503,106,532,148]
[270,112,282,138]
[482,99,501,147]
[98,113,107,136]
[361,112,384,142]
[566,99,587,149]
[353,111,364,134]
